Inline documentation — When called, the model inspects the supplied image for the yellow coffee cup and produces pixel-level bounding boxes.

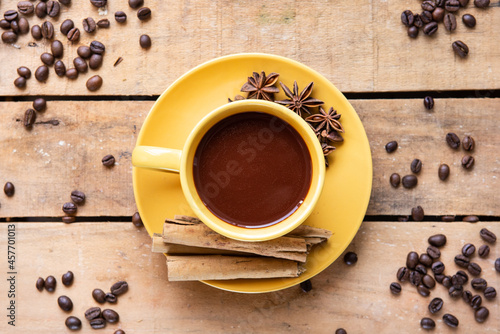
[132,100,325,241]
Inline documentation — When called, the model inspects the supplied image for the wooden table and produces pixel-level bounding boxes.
[1,1,499,333]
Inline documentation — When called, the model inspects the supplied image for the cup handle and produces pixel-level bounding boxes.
[132,146,182,173]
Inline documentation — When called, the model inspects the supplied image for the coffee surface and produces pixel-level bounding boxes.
[193,112,312,228]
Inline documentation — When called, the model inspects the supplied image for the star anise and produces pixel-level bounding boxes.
[240,71,280,101]
[305,107,344,134]
[275,81,324,116]
[321,142,335,156]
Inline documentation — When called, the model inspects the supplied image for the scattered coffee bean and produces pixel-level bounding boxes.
[418,284,430,297]
[427,246,440,260]
[454,254,470,268]
[441,215,455,222]
[83,17,96,33]
[35,2,47,18]
[384,141,397,155]
[93,288,106,303]
[406,251,419,269]
[479,228,496,243]
[437,163,450,181]
[54,60,66,77]
[411,206,424,221]
[0,19,9,29]
[102,154,115,167]
[65,316,82,330]
[62,202,77,215]
[129,0,144,8]
[90,40,105,54]
[432,7,445,21]
[468,262,482,276]
[77,46,92,59]
[401,10,414,26]
[419,254,433,267]
[423,96,434,110]
[73,57,88,73]
[41,52,55,66]
[422,275,435,289]
[471,278,487,291]
[140,34,152,48]
[462,243,476,257]
[137,7,151,20]
[132,212,143,227]
[463,215,479,223]
[36,277,45,291]
[87,75,103,91]
[443,313,459,328]
[24,108,36,128]
[4,182,15,196]
[446,0,461,11]
[471,294,482,308]
[60,19,74,35]
[415,264,427,276]
[58,295,73,311]
[474,306,489,323]
[89,54,103,69]
[97,19,110,28]
[300,279,312,292]
[431,261,445,275]
[102,309,119,323]
[41,21,54,39]
[70,190,86,204]
[67,27,80,42]
[446,133,460,149]
[420,317,435,330]
[456,270,468,284]
[343,252,358,265]
[115,330,126,334]
[410,159,422,174]
[434,274,445,284]
[428,234,446,247]
[461,155,474,169]
[452,274,466,286]
[442,276,452,288]
[31,24,42,39]
[428,297,443,314]
[462,135,475,151]
[62,216,75,223]
[32,98,46,112]
[115,11,127,23]
[452,40,469,58]
[407,26,418,38]
[422,1,437,12]
[105,293,117,303]
[66,68,78,80]
[462,14,476,28]
[444,13,457,31]
[11,20,20,34]
[46,0,60,17]
[2,31,18,43]
[484,286,496,300]
[18,17,29,34]
[423,22,438,36]
[421,11,433,24]
[59,0,72,5]
[18,1,34,15]
[410,271,422,286]
[397,267,410,282]
[110,281,128,296]
[45,275,56,292]
[4,10,18,21]
[90,0,108,8]
[474,0,490,8]
[478,245,489,258]
[402,175,418,188]
[462,290,472,304]
[14,77,26,88]
[50,40,64,58]
[90,318,106,329]
[85,307,102,320]
[62,271,74,286]
[389,173,400,188]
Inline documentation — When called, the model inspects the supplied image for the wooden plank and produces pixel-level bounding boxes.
[0,98,498,217]
[0,221,498,333]
[1,1,499,95]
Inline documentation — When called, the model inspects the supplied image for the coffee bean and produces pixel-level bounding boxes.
[459,0,469,6]
[67,27,80,42]
[462,215,479,223]
[427,246,440,260]
[423,22,438,36]
[18,1,34,15]
[0,19,9,29]
[35,2,47,18]
[437,164,450,181]
[471,294,482,308]
[83,17,96,33]
[85,307,102,320]
[60,271,74,286]
[421,1,436,11]
[62,216,75,223]
[444,13,457,32]
[471,278,487,291]
[115,11,127,23]
[18,18,29,34]
[93,288,106,303]
[41,52,55,66]
[97,19,110,28]
[335,330,346,334]
[456,270,468,284]
[406,251,419,269]
[428,234,446,247]
[421,10,433,24]
[90,318,106,329]
[4,10,18,21]
[474,0,490,8]
[452,274,466,286]
[2,31,17,43]
[137,7,151,20]
[462,135,475,151]
[417,284,430,297]
[410,271,422,286]
[441,215,455,222]
[45,275,56,292]
[89,54,103,69]
[57,295,73,311]
[54,60,66,77]
[132,212,143,227]
[90,0,108,8]
[66,68,78,80]
[415,264,427,276]
[33,98,46,112]
[454,254,469,268]
[46,0,60,17]
[389,173,400,188]
[10,20,20,34]
[446,0,461,11]
[462,14,476,28]
[90,40,105,54]
[434,274,445,283]
[401,10,414,27]
[468,262,482,276]
[105,293,117,303]
[407,26,418,38]
[102,309,119,323]
[140,34,152,48]
[422,96,434,110]
[70,190,85,204]
[397,267,410,282]
[4,182,15,197]
[402,175,418,188]
[442,276,452,288]
[461,155,474,169]
[77,46,91,59]
[446,133,460,149]
[62,202,77,215]
[475,307,489,323]
[41,21,54,39]
[59,0,72,5]
[422,275,435,289]
[462,290,472,304]
[413,14,423,28]
[384,141,398,153]
[410,159,422,174]
[343,252,358,265]
[110,281,128,295]
[36,277,45,291]
[60,19,74,35]
[65,316,82,330]
[31,24,42,39]
[50,40,64,59]
[14,77,26,88]
[483,286,496,300]
[87,75,103,91]
[452,40,469,58]
[478,245,489,258]
[428,297,443,314]
[431,261,445,275]
[73,57,88,73]
[479,228,496,243]
[102,154,115,166]
[24,108,36,128]
[398,216,409,222]
[462,243,475,257]
[411,206,424,221]
[129,0,144,8]
[419,254,433,267]
[432,7,445,22]
[420,317,435,330]
[443,313,459,328]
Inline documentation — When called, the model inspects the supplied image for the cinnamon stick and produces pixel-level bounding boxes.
[152,236,247,255]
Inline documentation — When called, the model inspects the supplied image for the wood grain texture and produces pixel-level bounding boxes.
[0,0,499,95]
[0,221,498,333]
[0,98,498,218]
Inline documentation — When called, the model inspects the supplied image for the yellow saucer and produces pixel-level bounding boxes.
[133,53,372,293]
